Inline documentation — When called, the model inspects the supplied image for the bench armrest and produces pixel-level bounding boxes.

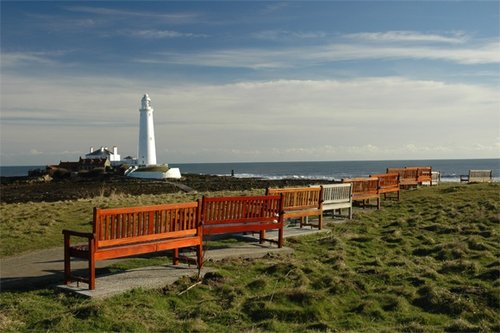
[62,229,95,239]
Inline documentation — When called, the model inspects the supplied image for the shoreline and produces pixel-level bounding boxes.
[1,172,497,204]
[0,173,335,204]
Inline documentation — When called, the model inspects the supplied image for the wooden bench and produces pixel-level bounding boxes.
[265,187,323,229]
[415,167,433,185]
[460,170,493,183]
[431,171,440,185]
[342,177,380,209]
[315,183,353,219]
[370,173,400,200]
[201,195,284,247]
[387,166,433,187]
[63,202,203,290]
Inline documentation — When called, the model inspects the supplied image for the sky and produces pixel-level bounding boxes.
[1,1,499,166]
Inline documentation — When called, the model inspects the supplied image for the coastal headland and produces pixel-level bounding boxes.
[0,173,333,204]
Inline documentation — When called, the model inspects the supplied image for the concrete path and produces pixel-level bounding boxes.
[1,223,331,297]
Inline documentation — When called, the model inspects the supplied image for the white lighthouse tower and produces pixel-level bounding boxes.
[126,93,181,179]
[138,94,157,166]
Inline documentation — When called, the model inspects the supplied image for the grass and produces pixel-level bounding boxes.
[0,189,262,257]
[1,183,499,332]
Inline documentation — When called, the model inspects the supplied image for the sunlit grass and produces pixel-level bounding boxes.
[1,183,499,332]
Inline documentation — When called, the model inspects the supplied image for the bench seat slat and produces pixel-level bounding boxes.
[95,236,202,260]
[96,229,198,248]
[282,209,321,219]
[203,222,280,235]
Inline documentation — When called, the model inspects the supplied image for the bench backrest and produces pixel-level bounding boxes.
[432,171,441,184]
[370,173,399,189]
[319,183,352,204]
[93,202,200,248]
[412,166,432,182]
[342,177,379,195]
[266,187,322,211]
[387,167,417,181]
[469,169,492,182]
[201,195,283,227]
[387,166,432,184]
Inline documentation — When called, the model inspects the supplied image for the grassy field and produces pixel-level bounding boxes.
[1,183,499,332]
[0,189,260,257]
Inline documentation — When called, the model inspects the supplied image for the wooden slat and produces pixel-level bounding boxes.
[97,229,198,248]
[266,187,321,210]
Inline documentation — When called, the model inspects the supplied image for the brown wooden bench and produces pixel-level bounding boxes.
[201,195,284,247]
[342,177,380,209]
[387,166,432,187]
[415,167,432,185]
[265,187,323,229]
[370,173,400,200]
[63,202,203,290]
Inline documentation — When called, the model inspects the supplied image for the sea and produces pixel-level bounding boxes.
[2,159,499,182]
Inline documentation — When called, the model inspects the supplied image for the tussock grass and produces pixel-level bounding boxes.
[1,183,499,332]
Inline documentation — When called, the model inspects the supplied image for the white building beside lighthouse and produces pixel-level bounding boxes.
[138,94,157,166]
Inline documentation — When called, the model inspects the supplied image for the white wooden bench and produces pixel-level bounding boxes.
[460,170,493,183]
[318,183,352,219]
[431,171,440,186]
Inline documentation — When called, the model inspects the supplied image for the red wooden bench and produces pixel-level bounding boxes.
[342,177,380,209]
[387,166,433,188]
[265,187,323,229]
[370,173,400,200]
[62,202,203,290]
[201,195,284,247]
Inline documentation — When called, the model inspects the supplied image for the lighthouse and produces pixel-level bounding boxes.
[137,94,157,166]
[126,93,181,179]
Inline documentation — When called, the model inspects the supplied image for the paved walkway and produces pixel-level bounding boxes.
[1,223,331,297]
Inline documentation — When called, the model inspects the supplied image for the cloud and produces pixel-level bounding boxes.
[65,6,201,24]
[136,37,500,69]
[3,72,497,164]
[321,41,500,65]
[1,51,61,68]
[345,31,468,44]
[137,48,290,69]
[261,2,290,15]
[124,29,207,39]
[252,30,328,41]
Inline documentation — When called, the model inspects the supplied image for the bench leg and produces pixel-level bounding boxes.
[173,248,180,265]
[196,244,203,268]
[63,235,71,285]
[88,256,96,290]
[259,230,265,244]
[318,214,323,230]
[88,238,96,290]
[278,227,284,248]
